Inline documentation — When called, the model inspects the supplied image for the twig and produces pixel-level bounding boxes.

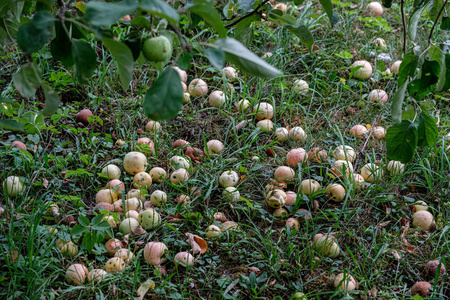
[400,0,407,54]
[428,0,449,45]
[353,111,384,171]
[225,0,270,28]
[168,24,192,52]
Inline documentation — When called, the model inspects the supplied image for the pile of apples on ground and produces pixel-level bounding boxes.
[2,2,444,295]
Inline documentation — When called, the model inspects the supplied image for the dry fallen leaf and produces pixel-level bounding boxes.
[378,221,390,228]
[43,179,49,189]
[186,233,207,254]
[248,266,261,275]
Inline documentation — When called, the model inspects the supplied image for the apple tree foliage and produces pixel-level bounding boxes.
[383,0,449,163]
[0,0,333,129]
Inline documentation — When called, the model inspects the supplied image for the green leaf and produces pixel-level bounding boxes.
[417,108,438,147]
[407,59,440,100]
[13,63,42,98]
[0,119,23,131]
[235,15,258,47]
[72,40,97,83]
[212,38,282,78]
[284,25,314,52]
[204,47,225,70]
[50,21,74,67]
[91,213,105,226]
[71,224,87,236]
[82,230,96,253]
[143,67,183,121]
[139,0,179,25]
[16,11,55,54]
[131,16,151,30]
[428,0,443,22]
[78,215,90,227]
[102,38,133,90]
[186,0,227,38]
[84,0,138,27]
[415,112,426,147]
[391,81,407,124]
[92,221,111,231]
[319,0,339,26]
[42,84,60,116]
[398,54,419,86]
[238,0,257,13]
[428,45,450,92]
[382,0,393,8]
[124,38,142,61]
[442,17,450,30]
[386,119,418,163]
[408,2,430,41]
[0,96,15,104]
[96,231,105,243]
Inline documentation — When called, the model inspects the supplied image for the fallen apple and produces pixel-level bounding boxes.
[223,187,240,202]
[265,189,287,209]
[3,176,25,197]
[188,78,208,97]
[150,190,167,206]
[133,172,152,188]
[334,273,357,291]
[123,152,148,175]
[293,79,309,94]
[205,225,221,238]
[138,208,161,229]
[170,168,189,185]
[274,166,295,182]
[368,1,383,16]
[149,167,167,183]
[333,145,356,162]
[286,148,308,167]
[300,179,321,196]
[360,163,383,183]
[101,164,121,180]
[368,89,388,104]
[143,242,168,266]
[326,183,346,202]
[275,127,289,141]
[256,119,274,132]
[105,257,126,273]
[253,102,274,120]
[65,264,89,286]
[390,60,402,75]
[206,140,224,155]
[289,126,306,142]
[351,60,373,80]
[119,217,140,235]
[219,170,239,188]
[209,90,226,108]
[412,210,433,231]
[222,66,237,79]
[174,251,194,267]
[350,125,368,138]
[237,99,250,112]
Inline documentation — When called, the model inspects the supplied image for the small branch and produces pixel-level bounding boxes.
[168,24,192,52]
[225,0,270,28]
[428,0,449,45]
[400,0,407,54]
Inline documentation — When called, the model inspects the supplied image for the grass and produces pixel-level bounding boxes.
[1,0,450,299]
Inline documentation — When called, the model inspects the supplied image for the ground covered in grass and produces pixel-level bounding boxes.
[1,0,450,299]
